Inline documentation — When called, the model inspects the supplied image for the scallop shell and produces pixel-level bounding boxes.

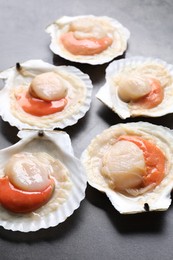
[0,129,87,232]
[81,122,173,214]
[96,56,173,119]
[45,15,130,65]
[0,59,92,130]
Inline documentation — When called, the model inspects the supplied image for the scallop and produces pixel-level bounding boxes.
[96,56,173,119]
[81,122,173,214]
[0,59,92,130]
[45,15,130,65]
[0,129,87,232]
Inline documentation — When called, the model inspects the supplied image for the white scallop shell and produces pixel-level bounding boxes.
[96,56,173,119]
[0,59,93,130]
[0,130,87,232]
[45,15,130,65]
[81,122,173,214]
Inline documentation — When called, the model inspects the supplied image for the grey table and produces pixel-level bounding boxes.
[0,0,173,259]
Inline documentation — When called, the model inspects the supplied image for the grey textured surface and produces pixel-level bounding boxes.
[0,0,173,259]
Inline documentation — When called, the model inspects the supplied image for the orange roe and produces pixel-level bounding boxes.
[118,135,165,187]
[60,32,113,55]
[132,78,164,109]
[0,176,55,213]
[16,91,67,116]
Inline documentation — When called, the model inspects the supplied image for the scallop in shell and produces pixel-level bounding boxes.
[0,129,86,232]
[96,56,173,119]
[0,59,92,130]
[45,15,130,65]
[81,122,173,214]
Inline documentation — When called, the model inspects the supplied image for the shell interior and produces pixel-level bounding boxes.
[81,122,173,214]
[96,56,173,119]
[0,59,93,130]
[0,129,87,232]
[46,15,130,65]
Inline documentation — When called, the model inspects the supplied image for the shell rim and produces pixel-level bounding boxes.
[0,59,93,130]
[96,55,173,119]
[0,130,87,232]
[45,15,130,65]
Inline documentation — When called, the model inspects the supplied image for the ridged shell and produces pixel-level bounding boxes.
[0,59,93,130]
[96,56,173,119]
[81,122,173,214]
[46,15,130,65]
[0,130,87,232]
